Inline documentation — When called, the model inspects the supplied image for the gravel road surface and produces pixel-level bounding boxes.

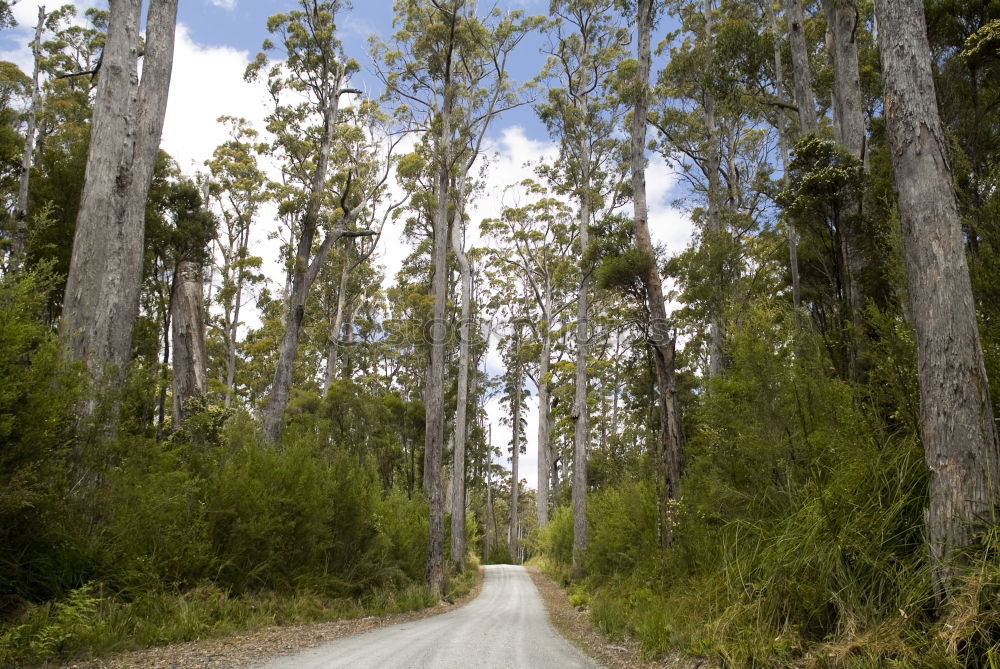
[254,564,599,669]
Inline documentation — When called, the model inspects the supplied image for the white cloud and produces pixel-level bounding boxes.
[11,0,99,33]
[647,152,694,256]
[161,23,269,175]
[209,0,237,9]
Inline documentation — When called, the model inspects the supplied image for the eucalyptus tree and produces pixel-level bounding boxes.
[766,0,801,315]
[537,0,629,574]
[481,180,577,527]
[61,0,178,414]
[375,0,537,587]
[497,303,529,561]
[447,7,539,571]
[373,0,466,594]
[653,1,777,376]
[169,181,216,424]
[9,6,46,270]
[205,116,267,407]
[38,5,105,131]
[248,1,398,444]
[821,0,868,361]
[141,166,215,433]
[874,0,1000,604]
[626,0,684,542]
[783,0,817,135]
[655,0,727,377]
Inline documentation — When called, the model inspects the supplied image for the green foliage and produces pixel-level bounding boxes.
[0,272,437,664]
[538,506,574,579]
[0,268,80,604]
[536,303,1000,666]
[0,581,443,667]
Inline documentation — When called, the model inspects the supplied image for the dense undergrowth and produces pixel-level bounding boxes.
[0,270,476,667]
[537,305,1000,668]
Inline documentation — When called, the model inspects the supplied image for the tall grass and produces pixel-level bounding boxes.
[537,306,1000,666]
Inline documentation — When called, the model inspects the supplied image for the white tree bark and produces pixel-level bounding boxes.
[424,41,454,596]
[323,258,350,393]
[769,0,802,317]
[509,364,522,561]
[535,305,552,527]
[450,216,472,569]
[171,260,207,423]
[10,6,45,270]
[62,0,179,409]
[571,131,591,576]
[703,0,725,379]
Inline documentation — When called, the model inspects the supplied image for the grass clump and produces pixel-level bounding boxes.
[536,306,1000,667]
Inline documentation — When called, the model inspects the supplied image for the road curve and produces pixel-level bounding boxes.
[254,564,598,669]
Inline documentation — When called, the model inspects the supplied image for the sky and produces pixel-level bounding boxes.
[0,0,695,492]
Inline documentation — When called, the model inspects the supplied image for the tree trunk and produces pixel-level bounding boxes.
[262,66,346,443]
[769,0,802,317]
[509,367,522,562]
[424,48,454,597]
[61,0,178,410]
[9,6,45,271]
[783,0,818,134]
[171,260,207,424]
[224,224,249,408]
[324,258,350,393]
[874,0,1000,602]
[450,216,472,570]
[484,440,493,564]
[156,273,173,441]
[342,304,356,379]
[571,130,591,577]
[536,318,552,527]
[634,0,684,545]
[822,0,867,345]
[703,0,725,379]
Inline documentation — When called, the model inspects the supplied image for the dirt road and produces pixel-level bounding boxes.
[254,564,598,669]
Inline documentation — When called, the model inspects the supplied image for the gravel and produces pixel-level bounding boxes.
[253,565,596,669]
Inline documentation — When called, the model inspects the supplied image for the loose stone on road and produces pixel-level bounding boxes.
[254,564,598,669]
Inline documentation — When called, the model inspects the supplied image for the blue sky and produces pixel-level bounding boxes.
[176,0,553,137]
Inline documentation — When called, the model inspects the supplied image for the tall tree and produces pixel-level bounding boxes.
[539,0,627,575]
[450,216,473,568]
[249,1,389,444]
[482,181,577,528]
[874,0,1000,601]
[629,0,683,545]
[205,116,266,408]
[61,0,179,412]
[701,0,725,377]
[821,0,867,351]
[768,0,802,316]
[375,0,464,596]
[446,5,537,568]
[783,0,818,134]
[9,6,45,270]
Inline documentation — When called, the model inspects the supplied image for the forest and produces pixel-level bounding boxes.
[1,0,1000,666]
